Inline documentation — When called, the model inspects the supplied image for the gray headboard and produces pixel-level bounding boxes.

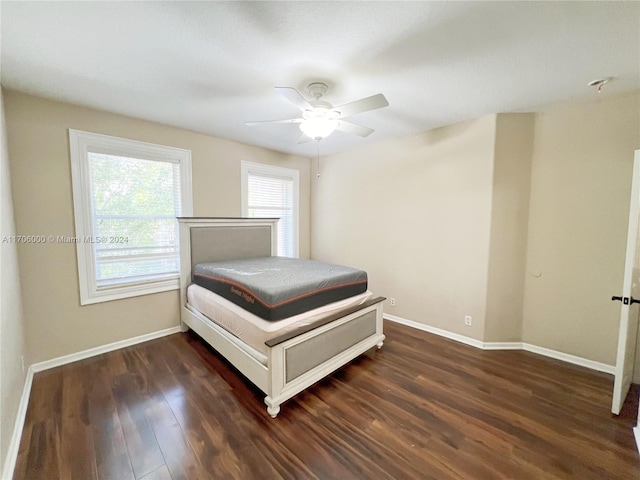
[177,218,279,296]
[190,225,273,268]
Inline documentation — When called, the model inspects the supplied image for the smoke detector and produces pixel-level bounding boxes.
[588,78,611,93]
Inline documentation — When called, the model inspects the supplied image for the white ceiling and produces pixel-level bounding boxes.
[1,1,638,157]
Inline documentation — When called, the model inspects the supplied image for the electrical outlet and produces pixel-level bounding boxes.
[464,315,472,326]
[390,298,396,306]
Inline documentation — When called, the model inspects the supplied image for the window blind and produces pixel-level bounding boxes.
[88,152,182,286]
[247,173,294,257]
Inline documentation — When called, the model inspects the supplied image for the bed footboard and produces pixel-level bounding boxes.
[264,296,385,417]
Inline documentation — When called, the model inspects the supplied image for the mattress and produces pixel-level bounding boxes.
[193,256,368,320]
[187,283,374,360]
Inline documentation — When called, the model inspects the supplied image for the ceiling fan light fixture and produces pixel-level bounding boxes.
[246,83,388,143]
[299,117,337,140]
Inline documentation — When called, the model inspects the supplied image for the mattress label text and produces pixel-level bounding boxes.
[231,286,255,304]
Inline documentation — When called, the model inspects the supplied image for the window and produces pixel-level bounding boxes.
[69,130,192,305]
[241,161,299,257]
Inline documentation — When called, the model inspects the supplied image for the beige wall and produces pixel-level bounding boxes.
[312,92,639,367]
[0,90,28,475]
[484,114,534,342]
[523,92,640,365]
[311,116,498,341]
[4,91,310,364]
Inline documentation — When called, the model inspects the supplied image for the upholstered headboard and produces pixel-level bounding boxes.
[189,225,273,267]
[177,217,278,306]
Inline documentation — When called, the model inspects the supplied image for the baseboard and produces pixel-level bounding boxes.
[482,342,523,350]
[2,366,34,480]
[384,315,615,375]
[2,325,181,480]
[31,325,182,373]
[634,426,640,455]
[521,343,615,375]
[384,314,485,349]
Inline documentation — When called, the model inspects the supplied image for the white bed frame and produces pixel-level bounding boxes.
[178,217,385,417]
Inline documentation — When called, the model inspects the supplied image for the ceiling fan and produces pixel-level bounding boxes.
[245,82,389,142]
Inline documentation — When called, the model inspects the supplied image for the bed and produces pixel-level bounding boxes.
[178,217,385,418]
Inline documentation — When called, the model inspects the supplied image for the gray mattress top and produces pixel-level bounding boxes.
[193,256,367,306]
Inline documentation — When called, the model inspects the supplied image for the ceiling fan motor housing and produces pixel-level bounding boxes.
[305,83,335,118]
[304,102,334,119]
[307,82,329,99]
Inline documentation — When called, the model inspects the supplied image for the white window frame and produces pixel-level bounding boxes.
[241,161,299,258]
[69,129,193,305]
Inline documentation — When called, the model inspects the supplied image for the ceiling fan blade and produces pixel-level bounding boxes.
[332,93,389,118]
[336,120,374,137]
[275,87,313,112]
[245,118,303,126]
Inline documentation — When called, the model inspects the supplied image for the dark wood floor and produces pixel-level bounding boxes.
[13,320,640,480]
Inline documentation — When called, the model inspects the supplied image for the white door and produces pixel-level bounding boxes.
[612,150,640,415]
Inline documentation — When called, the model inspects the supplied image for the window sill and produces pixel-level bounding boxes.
[80,277,179,305]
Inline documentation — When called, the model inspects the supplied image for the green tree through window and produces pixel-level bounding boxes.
[89,153,181,284]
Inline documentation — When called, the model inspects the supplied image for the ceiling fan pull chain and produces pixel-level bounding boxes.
[316,140,321,178]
